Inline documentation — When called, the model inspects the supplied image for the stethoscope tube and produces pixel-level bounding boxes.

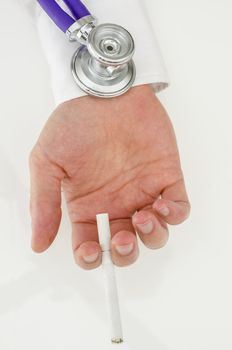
[62,0,90,21]
[37,0,90,32]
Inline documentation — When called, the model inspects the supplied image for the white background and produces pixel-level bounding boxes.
[0,1,232,349]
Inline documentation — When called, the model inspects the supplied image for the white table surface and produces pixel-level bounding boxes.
[0,1,232,349]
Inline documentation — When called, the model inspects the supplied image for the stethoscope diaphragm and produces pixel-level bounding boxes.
[71,43,136,98]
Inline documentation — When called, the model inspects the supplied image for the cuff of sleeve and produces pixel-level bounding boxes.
[34,0,169,106]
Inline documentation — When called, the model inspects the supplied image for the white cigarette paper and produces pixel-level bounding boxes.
[96,213,123,344]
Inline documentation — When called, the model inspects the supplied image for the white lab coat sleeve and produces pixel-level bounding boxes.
[21,0,169,106]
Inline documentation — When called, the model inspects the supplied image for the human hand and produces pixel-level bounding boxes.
[29,85,190,269]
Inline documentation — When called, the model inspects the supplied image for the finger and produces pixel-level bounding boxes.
[132,209,169,249]
[29,147,64,253]
[72,222,102,270]
[110,219,139,267]
[72,218,139,269]
[74,240,102,270]
[153,179,190,225]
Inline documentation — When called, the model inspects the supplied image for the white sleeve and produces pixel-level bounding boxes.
[21,0,169,106]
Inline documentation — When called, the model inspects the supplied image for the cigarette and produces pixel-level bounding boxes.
[96,213,124,344]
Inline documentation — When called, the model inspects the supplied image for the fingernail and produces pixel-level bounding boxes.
[137,220,153,234]
[159,206,170,217]
[115,243,134,256]
[83,252,99,263]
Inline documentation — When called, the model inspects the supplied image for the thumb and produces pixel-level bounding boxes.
[153,179,191,225]
[29,146,65,253]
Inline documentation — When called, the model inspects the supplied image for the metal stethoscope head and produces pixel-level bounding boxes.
[70,19,136,98]
[37,1,136,98]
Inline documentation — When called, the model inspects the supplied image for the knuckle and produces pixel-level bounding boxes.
[29,145,49,170]
[116,259,137,268]
[181,202,191,222]
[78,262,100,271]
[29,147,40,167]
[147,237,169,250]
[114,252,139,267]
[74,252,101,270]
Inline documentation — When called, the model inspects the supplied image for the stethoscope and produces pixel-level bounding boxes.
[37,0,136,98]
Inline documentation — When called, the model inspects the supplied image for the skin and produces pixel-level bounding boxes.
[29,85,190,270]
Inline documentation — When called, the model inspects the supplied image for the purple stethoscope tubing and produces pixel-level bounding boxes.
[37,0,91,33]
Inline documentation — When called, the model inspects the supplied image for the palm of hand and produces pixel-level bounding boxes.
[30,86,190,269]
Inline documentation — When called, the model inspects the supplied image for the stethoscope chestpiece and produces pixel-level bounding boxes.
[71,23,136,98]
[87,23,135,66]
